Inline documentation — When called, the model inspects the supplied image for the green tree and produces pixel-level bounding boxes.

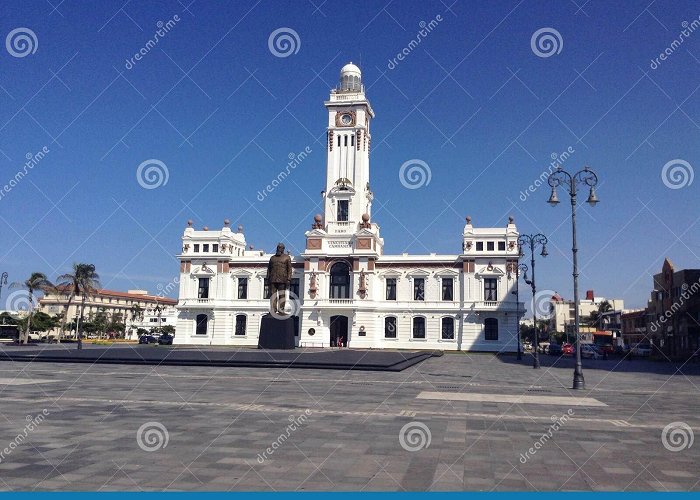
[129,304,144,339]
[55,263,95,343]
[10,272,54,344]
[74,264,101,350]
[586,300,613,329]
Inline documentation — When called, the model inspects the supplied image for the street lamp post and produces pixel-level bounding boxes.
[0,272,8,302]
[547,166,599,390]
[513,263,529,361]
[518,234,549,369]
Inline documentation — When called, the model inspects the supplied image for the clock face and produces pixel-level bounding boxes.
[340,113,353,125]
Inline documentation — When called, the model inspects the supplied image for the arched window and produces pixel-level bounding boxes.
[441,317,455,340]
[195,314,208,335]
[330,262,350,298]
[412,317,426,339]
[484,318,498,340]
[235,315,246,336]
[385,317,397,338]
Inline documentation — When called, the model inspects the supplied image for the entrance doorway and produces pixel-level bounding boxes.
[330,315,349,347]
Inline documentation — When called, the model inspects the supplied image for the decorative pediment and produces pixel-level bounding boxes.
[231,270,253,278]
[406,270,431,278]
[475,265,505,278]
[378,269,402,280]
[191,263,216,277]
[435,269,459,277]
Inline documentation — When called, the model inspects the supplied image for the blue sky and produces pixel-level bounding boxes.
[0,0,698,309]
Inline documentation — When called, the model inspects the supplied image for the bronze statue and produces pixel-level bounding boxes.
[267,242,292,315]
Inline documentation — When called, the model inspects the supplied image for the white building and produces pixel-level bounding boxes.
[548,290,624,335]
[174,63,523,351]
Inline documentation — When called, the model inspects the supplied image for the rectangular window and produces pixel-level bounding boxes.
[237,278,248,299]
[386,278,397,300]
[235,315,246,336]
[197,278,209,299]
[498,241,506,251]
[442,278,454,301]
[487,242,494,251]
[213,244,219,253]
[414,278,425,301]
[385,317,397,339]
[484,278,497,301]
[193,244,200,252]
[344,135,348,147]
[290,278,300,298]
[195,314,208,335]
[203,244,209,252]
[263,278,270,299]
[337,200,349,221]
[476,242,483,251]
[441,317,455,340]
[412,317,426,339]
[337,136,341,147]
[484,318,498,340]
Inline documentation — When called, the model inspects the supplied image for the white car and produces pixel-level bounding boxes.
[581,344,602,360]
[631,344,652,356]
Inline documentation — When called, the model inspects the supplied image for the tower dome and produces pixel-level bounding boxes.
[339,62,362,92]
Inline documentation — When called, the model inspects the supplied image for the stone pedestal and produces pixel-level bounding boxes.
[258,314,295,349]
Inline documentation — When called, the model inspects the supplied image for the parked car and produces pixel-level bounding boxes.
[538,342,550,354]
[581,344,602,359]
[139,335,158,345]
[548,343,563,355]
[615,344,630,356]
[562,343,575,355]
[598,343,615,355]
[158,334,174,345]
[631,343,652,357]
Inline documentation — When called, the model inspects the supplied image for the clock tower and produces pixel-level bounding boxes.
[323,63,375,232]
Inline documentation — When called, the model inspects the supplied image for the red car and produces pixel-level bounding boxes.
[562,343,574,355]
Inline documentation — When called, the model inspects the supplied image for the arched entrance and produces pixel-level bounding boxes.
[330,315,349,347]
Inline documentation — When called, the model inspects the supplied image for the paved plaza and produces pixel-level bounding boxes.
[0,346,699,491]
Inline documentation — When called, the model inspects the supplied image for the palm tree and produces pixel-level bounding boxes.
[586,300,613,329]
[74,264,101,350]
[55,263,85,343]
[10,272,54,345]
[129,304,144,339]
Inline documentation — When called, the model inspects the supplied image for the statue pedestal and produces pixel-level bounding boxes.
[258,314,296,349]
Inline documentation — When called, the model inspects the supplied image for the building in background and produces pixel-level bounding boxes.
[548,290,624,339]
[39,288,176,338]
[174,63,524,351]
[621,309,647,346]
[645,258,700,357]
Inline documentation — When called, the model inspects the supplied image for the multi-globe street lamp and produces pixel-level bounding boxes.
[518,234,548,369]
[512,263,529,361]
[547,166,599,390]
